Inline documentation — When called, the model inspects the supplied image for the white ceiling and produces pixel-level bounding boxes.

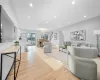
[1,0,100,31]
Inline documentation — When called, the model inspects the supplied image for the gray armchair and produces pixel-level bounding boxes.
[67,46,98,80]
[43,42,52,53]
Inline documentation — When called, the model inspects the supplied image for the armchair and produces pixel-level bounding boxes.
[67,46,98,80]
[43,42,52,53]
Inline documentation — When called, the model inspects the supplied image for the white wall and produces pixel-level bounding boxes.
[59,31,64,45]
[50,31,64,48]
[62,16,100,46]
[51,32,59,48]
[16,28,21,40]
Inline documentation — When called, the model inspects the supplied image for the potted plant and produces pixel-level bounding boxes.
[14,41,19,46]
[64,44,68,49]
[67,41,71,46]
[65,41,71,49]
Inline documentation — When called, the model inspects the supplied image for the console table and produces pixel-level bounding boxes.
[0,45,21,80]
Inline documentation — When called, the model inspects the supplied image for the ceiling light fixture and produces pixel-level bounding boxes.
[84,16,87,18]
[28,16,31,19]
[72,1,75,4]
[68,22,70,23]
[46,22,48,23]
[54,16,57,18]
[29,3,33,7]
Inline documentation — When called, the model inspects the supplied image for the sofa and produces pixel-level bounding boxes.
[67,46,98,80]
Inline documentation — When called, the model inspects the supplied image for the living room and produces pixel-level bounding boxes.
[0,0,100,80]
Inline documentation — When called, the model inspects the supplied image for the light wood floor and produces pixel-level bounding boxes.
[8,47,79,80]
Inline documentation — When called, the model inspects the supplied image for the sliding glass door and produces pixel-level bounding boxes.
[27,33,36,45]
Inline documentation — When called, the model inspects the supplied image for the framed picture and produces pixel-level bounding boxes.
[54,33,57,40]
[70,30,86,41]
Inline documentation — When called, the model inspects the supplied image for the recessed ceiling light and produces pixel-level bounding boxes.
[54,16,57,18]
[72,1,75,4]
[29,3,33,7]
[84,16,87,18]
[68,22,70,23]
[28,16,31,19]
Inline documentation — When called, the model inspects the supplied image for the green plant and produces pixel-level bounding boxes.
[14,41,19,43]
[64,44,67,49]
[64,41,71,49]
[14,41,19,46]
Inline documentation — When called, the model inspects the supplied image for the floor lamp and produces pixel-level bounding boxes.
[94,30,100,56]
